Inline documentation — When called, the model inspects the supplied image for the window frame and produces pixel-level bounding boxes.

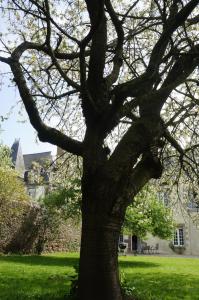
[173,227,184,247]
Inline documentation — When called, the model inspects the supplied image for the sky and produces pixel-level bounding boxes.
[0,65,56,156]
[0,17,56,156]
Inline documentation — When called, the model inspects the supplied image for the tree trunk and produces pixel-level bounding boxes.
[78,213,123,300]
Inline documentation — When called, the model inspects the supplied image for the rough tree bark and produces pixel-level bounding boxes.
[78,160,126,300]
[78,143,125,299]
[79,213,123,300]
[75,120,163,300]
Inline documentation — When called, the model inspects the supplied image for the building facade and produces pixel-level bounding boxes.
[11,139,53,200]
[120,185,199,256]
[11,139,199,256]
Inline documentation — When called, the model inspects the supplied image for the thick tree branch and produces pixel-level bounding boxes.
[105,40,199,134]
[0,56,12,64]
[137,44,199,115]
[10,40,82,60]
[162,45,199,88]
[111,155,162,215]
[128,155,162,199]
[187,14,199,24]
[112,72,152,99]
[108,116,164,180]
[4,57,83,156]
[147,0,199,74]
[10,41,80,91]
[164,129,185,157]
[85,0,107,105]
[152,44,199,110]
[105,0,124,87]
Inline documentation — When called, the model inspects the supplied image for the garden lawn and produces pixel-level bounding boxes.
[120,255,199,300]
[0,253,199,300]
[0,252,78,300]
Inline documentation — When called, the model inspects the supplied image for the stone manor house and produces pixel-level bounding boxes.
[11,139,199,256]
[11,138,53,200]
[120,185,199,256]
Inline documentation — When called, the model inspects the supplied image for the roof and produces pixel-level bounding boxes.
[11,139,20,165]
[11,139,25,175]
[23,151,52,170]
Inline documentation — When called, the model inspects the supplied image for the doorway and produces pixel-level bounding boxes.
[131,235,138,251]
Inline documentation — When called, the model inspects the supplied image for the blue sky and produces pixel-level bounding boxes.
[0,10,56,155]
[0,66,56,155]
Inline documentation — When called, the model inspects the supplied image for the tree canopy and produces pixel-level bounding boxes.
[0,1,198,178]
[0,1,199,299]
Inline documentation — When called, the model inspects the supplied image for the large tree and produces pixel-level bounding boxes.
[0,1,199,299]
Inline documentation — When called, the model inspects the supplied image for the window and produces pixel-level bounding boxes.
[173,228,184,246]
[119,235,123,243]
[158,191,169,206]
[187,190,199,211]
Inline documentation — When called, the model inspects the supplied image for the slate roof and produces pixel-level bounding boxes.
[23,151,52,170]
[11,139,20,165]
[11,139,25,175]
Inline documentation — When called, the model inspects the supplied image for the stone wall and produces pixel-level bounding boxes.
[145,201,199,256]
[0,200,80,254]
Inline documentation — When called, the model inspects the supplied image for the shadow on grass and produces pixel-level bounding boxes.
[119,260,160,269]
[0,255,75,300]
[0,254,79,267]
[0,254,159,269]
[1,255,199,299]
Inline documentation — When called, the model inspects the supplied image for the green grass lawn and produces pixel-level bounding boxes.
[120,255,199,300]
[0,253,77,300]
[0,253,199,300]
